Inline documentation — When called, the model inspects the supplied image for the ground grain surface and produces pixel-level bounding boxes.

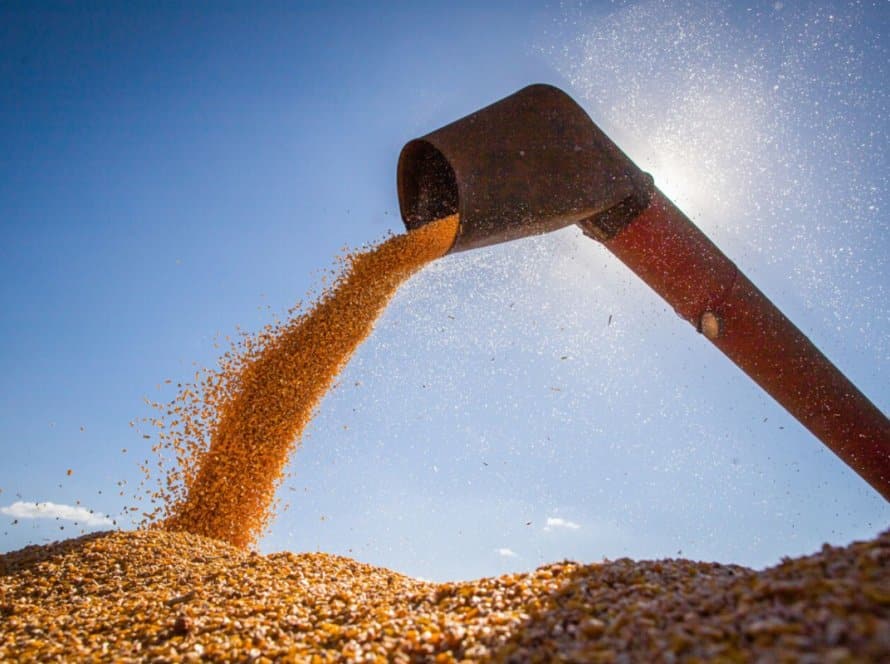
[1,528,888,662]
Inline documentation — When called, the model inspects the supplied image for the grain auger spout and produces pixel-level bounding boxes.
[397,83,890,501]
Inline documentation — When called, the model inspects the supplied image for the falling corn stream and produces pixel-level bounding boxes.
[147,215,460,548]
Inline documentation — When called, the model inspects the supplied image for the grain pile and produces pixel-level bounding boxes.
[1,528,888,662]
[143,215,458,548]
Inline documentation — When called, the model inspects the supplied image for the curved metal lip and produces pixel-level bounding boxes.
[397,138,460,254]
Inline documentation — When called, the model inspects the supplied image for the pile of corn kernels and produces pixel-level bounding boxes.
[1,527,887,662]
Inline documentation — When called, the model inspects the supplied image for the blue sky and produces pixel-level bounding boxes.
[1,0,887,581]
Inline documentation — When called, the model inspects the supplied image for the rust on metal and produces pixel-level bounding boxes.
[397,84,652,253]
[397,84,890,501]
[601,190,890,499]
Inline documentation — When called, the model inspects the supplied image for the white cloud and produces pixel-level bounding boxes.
[0,501,113,527]
[495,547,518,558]
[545,516,581,531]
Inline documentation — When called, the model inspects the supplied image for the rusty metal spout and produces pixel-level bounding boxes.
[397,84,652,253]
[397,84,890,501]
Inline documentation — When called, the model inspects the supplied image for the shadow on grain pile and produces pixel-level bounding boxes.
[1,528,888,661]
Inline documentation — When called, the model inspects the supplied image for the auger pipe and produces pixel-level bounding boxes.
[397,83,890,501]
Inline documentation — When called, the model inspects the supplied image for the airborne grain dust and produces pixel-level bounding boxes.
[141,215,459,548]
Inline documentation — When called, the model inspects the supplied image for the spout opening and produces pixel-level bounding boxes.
[398,140,459,232]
